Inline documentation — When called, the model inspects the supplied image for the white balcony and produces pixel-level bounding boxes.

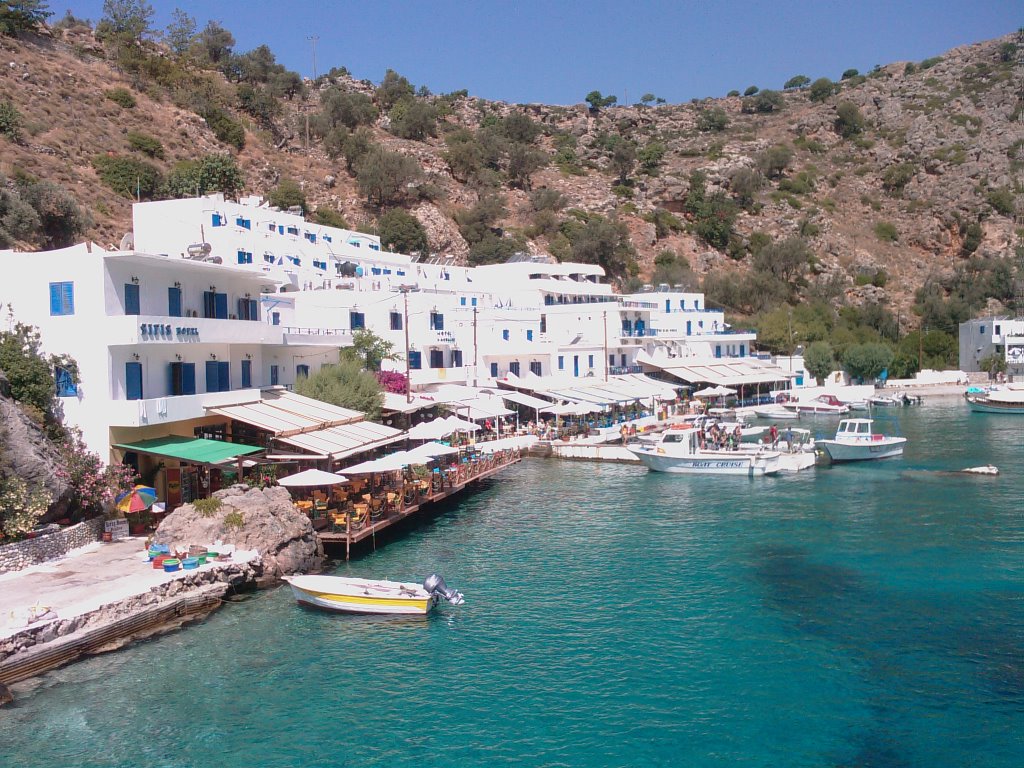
[281,326,353,347]
[107,315,281,346]
[99,388,264,427]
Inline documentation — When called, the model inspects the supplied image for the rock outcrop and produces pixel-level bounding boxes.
[153,485,322,585]
[0,370,71,521]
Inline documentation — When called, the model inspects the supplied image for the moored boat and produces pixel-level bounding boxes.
[283,573,464,615]
[628,425,781,476]
[817,418,906,462]
[783,394,850,415]
[964,386,1024,414]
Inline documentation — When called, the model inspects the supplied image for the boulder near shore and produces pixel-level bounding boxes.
[153,485,322,586]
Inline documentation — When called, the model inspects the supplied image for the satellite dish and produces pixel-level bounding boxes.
[119,233,134,250]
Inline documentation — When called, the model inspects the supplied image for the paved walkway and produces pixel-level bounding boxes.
[0,539,252,640]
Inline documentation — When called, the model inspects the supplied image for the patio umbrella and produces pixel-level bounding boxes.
[339,451,420,474]
[277,469,349,487]
[406,418,455,440]
[444,416,481,432]
[115,485,157,514]
[406,442,460,461]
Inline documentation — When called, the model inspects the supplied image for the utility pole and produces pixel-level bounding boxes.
[472,306,479,387]
[603,310,609,381]
[307,35,319,81]
[403,289,412,403]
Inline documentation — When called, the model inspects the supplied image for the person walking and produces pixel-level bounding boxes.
[784,426,794,452]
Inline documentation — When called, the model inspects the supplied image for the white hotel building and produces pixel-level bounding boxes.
[2,194,788,474]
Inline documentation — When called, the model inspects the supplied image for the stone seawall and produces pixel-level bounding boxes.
[0,559,259,686]
[0,519,104,574]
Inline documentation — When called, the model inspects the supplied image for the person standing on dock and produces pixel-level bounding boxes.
[784,426,793,453]
[769,424,779,447]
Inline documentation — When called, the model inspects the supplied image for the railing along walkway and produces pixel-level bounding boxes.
[317,449,521,558]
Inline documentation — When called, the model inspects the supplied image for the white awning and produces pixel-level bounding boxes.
[495,390,553,410]
[449,398,513,419]
[643,359,794,386]
[381,391,439,414]
[276,421,404,461]
[206,387,402,461]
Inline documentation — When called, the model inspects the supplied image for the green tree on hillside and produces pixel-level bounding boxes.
[355,147,422,207]
[803,341,836,385]
[163,154,244,198]
[96,0,154,43]
[379,208,428,255]
[784,75,810,90]
[268,179,305,211]
[834,101,864,138]
[376,69,414,110]
[0,0,52,36]
[164,8,196,55]
[196,20,234,65]
[585,90,617,110]
[808,77,838,102]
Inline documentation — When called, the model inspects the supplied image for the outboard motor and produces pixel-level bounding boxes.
[423,573,464,605]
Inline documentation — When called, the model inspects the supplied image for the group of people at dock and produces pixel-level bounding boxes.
[697,422,745,451]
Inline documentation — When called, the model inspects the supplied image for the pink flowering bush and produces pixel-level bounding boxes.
[55,429,137,516]
[375,370,408,395]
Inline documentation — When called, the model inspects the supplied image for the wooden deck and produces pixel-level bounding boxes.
[318,451,521,559]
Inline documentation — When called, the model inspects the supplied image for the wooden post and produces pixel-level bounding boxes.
[345,513,351,561]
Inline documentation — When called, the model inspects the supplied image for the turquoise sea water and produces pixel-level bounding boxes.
[1,402,1021,768]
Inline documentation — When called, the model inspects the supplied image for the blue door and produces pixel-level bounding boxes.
[167,287,182,317]
[125,362,143,400]
[241,359,252,388]
[715,345,722,359]
[214,292,228,319]
[686,320,692,335]
[182,363,195,395]
[665,299,671,312]
[206,360,220,392]
[573,355,579,377]
[124,283,140,315]
[270,365,279,386]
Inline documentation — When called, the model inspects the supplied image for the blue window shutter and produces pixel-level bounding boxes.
[49,283,62,315]
[452,349,463,367]
[408,351,421,370]
[214,293,228,319]
[205,360,219,392]
[168,287,182,317]
[124,283,140,315]
[471,297,477,306]
[61,282,74,315]
[490,362,498,377]
[509,361,520,376]
[715,345,722,359]
[272,312,280,326]
[241,359,252,388]
[526,329,533,341]
[218,361,230,391]
[125,362,143,400]
[558,356,564,370]
[182,363,195,395]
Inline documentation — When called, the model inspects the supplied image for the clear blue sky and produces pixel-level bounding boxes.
[63,0,1019,104]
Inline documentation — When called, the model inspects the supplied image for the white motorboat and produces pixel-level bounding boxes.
[784,394,850,415]
[754,406,801,421]
[816,418,907,462]
[869,393,922,407]
[283,573,464,615]
[964,386,1024,414]
[628,426,782,476]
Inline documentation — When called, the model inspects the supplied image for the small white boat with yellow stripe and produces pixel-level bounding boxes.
[282,573,464,615]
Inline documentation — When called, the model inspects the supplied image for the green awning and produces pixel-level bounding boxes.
[113,436,263,465]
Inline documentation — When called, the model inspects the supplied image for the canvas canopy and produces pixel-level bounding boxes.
[277,469,349,487]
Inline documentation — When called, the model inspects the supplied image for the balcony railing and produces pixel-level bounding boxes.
[620,328,658,338]
[281,326,351,336]
[608,365,643,375]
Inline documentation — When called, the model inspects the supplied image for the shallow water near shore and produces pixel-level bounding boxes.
[1,401,1021,767]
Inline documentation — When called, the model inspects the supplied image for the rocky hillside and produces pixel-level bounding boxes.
[0,21,1020,326]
